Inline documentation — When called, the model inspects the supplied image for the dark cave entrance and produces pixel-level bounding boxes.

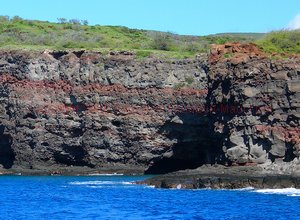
[53,144,94,168]
[0,125,15,169]
[145,113,224,174]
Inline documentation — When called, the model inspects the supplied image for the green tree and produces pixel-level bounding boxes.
[82,20,89,25]
[57,18,67,24]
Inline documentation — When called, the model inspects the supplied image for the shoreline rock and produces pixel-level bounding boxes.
[139,164,300,189]
[0,165,144,176]
[140,174,300,189]
[137,168,300,189]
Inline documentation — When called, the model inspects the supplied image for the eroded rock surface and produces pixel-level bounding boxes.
[207,43,300,166]
[0,50,213,174]
[0,44,299,175]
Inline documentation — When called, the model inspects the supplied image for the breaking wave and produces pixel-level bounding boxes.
[87,173,124,176]
[69,181,132,186]
[254,188,300,196]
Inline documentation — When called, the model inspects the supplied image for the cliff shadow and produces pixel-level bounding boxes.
[145,113,225,174]
[0,125,15,169]
[53,144,94,168]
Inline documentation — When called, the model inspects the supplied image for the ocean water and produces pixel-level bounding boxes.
[0,176,300,220]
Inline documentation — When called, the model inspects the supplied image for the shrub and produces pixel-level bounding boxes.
[69,19,81,25]
[82,20,89,25]
[184,42,201,53]
[256,30,300,54]
[151,33,173,51]
[136,50,152,58]
[12,16,23,22]
[57,18,67,24]
[0,16,9,22]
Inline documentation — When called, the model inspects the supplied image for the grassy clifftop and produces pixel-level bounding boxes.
[0,16,299,58]
[256,30,300,54]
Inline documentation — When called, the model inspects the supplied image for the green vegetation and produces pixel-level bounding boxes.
[0,16,151,51]
[0,16,299,58]
[185,76,194,85]
[173,77,194,90]
[135,50,153,59]
[203,33,264,44]
[0,16,263,58]
[223,53,233,58]
[173,82,186,90]
[256,30,300,54]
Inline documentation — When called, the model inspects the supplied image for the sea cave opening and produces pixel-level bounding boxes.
[145,113,224,174]
[0,125,15,169]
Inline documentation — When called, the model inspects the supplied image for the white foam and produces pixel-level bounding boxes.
[87,186,104,188]
[69,181,132,186]
[289,194,300,197]
[255,188,300,196]
[233,187,254,191]
[88,173,124,176]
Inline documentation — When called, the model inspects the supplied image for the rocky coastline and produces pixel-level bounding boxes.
[0,43,299,189]
[139,160,300,189]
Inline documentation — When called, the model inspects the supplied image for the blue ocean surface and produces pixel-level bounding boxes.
[0,175,300,220]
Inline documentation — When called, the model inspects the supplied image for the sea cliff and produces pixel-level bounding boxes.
[0,43,299,180]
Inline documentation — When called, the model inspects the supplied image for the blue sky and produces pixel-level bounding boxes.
[0,0,299,35]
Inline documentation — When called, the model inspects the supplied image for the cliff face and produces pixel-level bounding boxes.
[208,43,300,166]
[0,45,299,174]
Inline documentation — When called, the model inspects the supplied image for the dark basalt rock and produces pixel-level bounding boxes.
[142,175,300,189]
[139,165,300,189]
[0,44,299,177]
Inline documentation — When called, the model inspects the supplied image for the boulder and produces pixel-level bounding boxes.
[226,146,248,164]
